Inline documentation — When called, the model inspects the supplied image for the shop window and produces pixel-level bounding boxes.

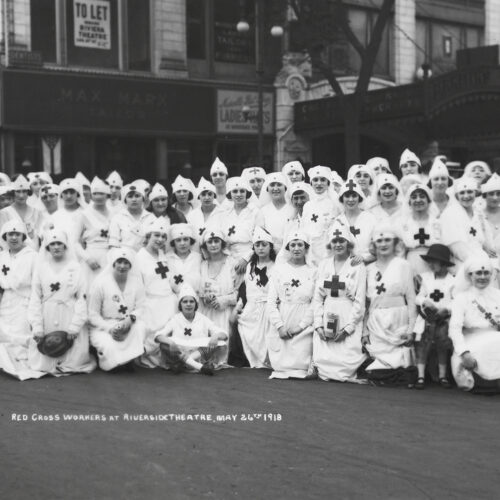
[127,0,151,70]
[213,0,255,64]
[30,0,57,62]
[66,0,119,68]
[187,0,206,59]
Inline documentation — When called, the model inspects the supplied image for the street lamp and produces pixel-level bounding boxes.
[237,0,283,167]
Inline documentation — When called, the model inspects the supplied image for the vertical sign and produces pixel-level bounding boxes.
[73,0,111,50]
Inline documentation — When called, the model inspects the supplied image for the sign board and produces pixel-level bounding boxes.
[217,90,274,135]
[73,0,111,50]
[214,23,254,64]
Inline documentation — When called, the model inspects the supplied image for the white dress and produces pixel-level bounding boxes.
[165,251,202,293]
[188,206,224,251]
[368,203,403,224]
[136,247,178,367]
[0,247,45,380]
[335,211,376,261]
[266,261,316,379]
[256,203,295,252]
[108,208,156,252]
[27,258,96,376]
[302,194,341,265]
[313,256,367,381]
[88,272,147,371]
[237,261,274,368]
[449,287,500,391]
[364,257,416,370]
[219,204,258,262]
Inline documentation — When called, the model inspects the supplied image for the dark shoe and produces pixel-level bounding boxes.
[415,377,425,390]
[169,362,184,374]
[304,366,318,380]
[439,377,452,389]
[200,362,214,376]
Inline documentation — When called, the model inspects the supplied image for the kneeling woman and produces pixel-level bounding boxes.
[88,248,147,371]
[363,225,417,382]
[28,229,96,376]
[449,254,500,393]
[312,223,367,382]
[266,230,316,379]
[154,285,228,374]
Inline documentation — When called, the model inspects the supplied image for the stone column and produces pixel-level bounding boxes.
[394,0,416,85]
[485,0,500,46]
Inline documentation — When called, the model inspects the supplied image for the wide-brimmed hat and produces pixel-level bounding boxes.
[37,331,74,358]
[420,244,454,267]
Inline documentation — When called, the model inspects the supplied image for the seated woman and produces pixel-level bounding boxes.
[27,229,96,376]
[0,221,43,380]
[154,284,228,375]
[237,226,276,368]
[449,254,500,393]
[363,224,417,385]
[88,247,147,371]
[312,223,367,382]
[266,230,316,379]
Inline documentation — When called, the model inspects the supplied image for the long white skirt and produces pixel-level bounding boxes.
[238,300,270,368]
[313,298,366,382]
[365,305,414,371]
[451,330,500,391]
[90,320,146,371]
[266,303,313,379]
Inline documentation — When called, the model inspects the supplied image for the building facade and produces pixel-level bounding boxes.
[0,0,282,182]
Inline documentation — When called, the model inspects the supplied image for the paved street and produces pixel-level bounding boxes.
[1,368,499,500]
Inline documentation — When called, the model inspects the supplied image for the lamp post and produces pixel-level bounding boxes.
[237,0,283,167]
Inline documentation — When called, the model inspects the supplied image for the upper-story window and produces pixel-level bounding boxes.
[29,0,150,71]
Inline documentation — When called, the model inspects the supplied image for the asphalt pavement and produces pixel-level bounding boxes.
[1,368,499,500]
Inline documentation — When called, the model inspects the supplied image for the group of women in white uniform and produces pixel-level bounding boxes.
[0,151,499,394]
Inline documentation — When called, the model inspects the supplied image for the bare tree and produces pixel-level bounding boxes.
[290,0,395,165]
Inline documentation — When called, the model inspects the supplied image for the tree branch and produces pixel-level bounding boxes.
[334,0,365,59]
[309,47,345,98]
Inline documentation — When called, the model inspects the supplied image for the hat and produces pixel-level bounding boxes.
[122,183,146,200]
[264,172,288,191]
[106,170,123,188]
[210,157,228,176]
[59,178,81,196]
[307,165,331,182]
[75,172,91,188]
[196,177,217,198]
[285,229,309,248]
[400,174,423,195]
[1,220,27,240]
[420,244,454,267]
[348,164,374,185]
[427,157,453,187]
[407,182,432,202]
[202,227,226,244]
[132,179,151,193]
[37,331,74,358]
[170,223,195,245]
[252,226,273,244]
[371,223,399,241]
[338,179,365,202]
[241,166,266,180]
[464,161,491,178]
[27,172,52,185]
[12,174,31,191]
[282,160,305,178]
[0,185,12,197]
[178,283,198,304]
[454,176,478,194]
[44,229,68,248]
[399,148,421,167]
[108,247,135,268]
[149,182,169,201]
[40,184,60,197]
[464,252,493,275]
[328,222,354,245]
[290,181,314,199]
[376,173,400,193]
[481,173,500,195]
[90,176,111,195]
[366,157,391,174]
[146,217,169,236]
[225,177,252,199]
[171,175,195,201]
[330,171,344,186]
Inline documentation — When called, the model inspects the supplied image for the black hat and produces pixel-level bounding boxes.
[420,244,454,267]
[37,331,74,358]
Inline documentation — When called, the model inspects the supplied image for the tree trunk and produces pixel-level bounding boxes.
[343,98,361,166]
